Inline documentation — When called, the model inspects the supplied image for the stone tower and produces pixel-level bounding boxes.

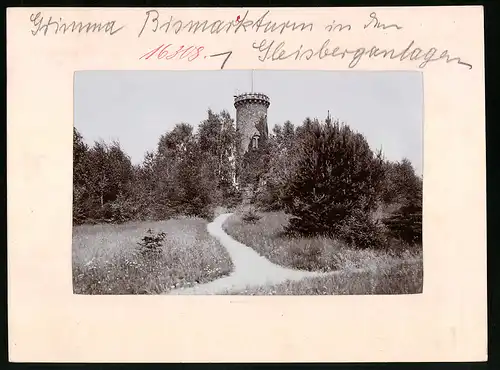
[234,92,271,155]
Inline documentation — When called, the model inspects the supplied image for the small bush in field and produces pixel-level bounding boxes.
[73,219,234,294]
[137,229,167,257]
[241,208,261,224]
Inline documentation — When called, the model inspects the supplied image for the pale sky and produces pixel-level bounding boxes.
[74,70,423,174]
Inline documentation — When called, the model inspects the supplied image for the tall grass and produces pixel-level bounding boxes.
[223,211,422,273]
[228,260,423,295]
[73,217,233,294]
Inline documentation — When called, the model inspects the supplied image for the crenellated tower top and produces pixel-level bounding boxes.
[234,93,271,109]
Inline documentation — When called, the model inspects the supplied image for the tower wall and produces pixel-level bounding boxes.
[234,93,270,154]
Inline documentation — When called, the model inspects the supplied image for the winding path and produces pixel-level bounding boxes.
[167,213,331,295]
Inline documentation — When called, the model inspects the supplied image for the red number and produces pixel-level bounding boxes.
[157,44,173,59]
[188,46,204,61]
[178,46,194,60]
[139,44,164,60]
[165,45,184,60]
[140,44,205,62]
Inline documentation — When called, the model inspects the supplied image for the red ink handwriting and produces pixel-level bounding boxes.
[139,43,204,62]
[139,44,233,69]
[236,15,240,22]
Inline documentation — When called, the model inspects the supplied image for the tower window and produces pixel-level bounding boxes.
[252,137,258,149]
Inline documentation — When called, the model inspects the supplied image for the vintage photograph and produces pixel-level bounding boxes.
[72,70,423,295]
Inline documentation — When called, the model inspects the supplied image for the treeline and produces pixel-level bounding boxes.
[246,116,422,248]
[73,109,422,248]
[73,109,240,224]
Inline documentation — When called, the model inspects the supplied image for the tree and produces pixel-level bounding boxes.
[382,158,422,206]
[144,111,240,219]
[152,123,196,217]
[255,120,300,210]
[294,117,313,140]
[282,120,295,144]
[382,159,422,244]
[272,124,283,144]
[383,189,422,244]
[176,143,213,217]
[76,140,134,222]
[104,141,135,222]
[130,151,158,219]
[73,129,137,224]
[282,118,385,238]
[73,128,90,224]
[196,109,239,205]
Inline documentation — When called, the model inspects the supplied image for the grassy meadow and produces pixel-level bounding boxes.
[223,210,423,294]
[72,217,233,294]
[227,260,423,295]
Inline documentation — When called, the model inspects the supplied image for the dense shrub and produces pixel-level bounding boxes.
[337,208,387,249]
[241,208,261,224]
[254,121,298,211]
[281,119,385,238]
[74,108,422,252]
[383,195,422,244]
[73,109,241,225]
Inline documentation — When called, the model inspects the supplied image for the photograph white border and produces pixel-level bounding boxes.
[7,6,486,362]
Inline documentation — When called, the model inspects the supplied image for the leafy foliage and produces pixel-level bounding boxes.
[255,121,298,210]
[383,191,422,244]
[73,107,422,251]
[73,109,241,224]
[280,118,385,239]
[237,116,273,188]
[337,209,388,249]
[72,129,135,224]
[379,158,423,245]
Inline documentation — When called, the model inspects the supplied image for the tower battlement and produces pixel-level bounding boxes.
[234,93,271,109]
[234,92,271,156]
